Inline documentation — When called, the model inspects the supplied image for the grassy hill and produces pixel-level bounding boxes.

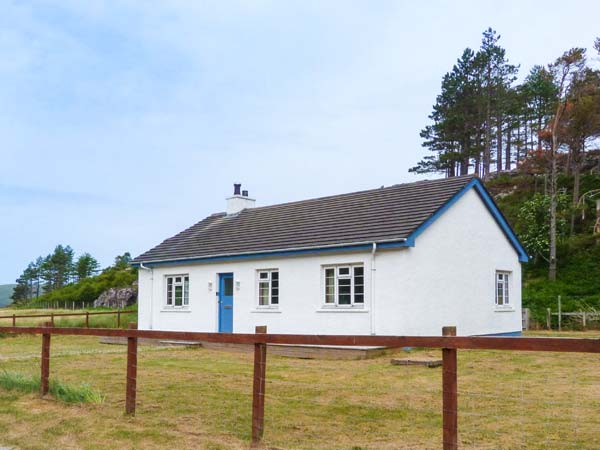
[486,173,600,322]
[0,284,16,307]
[17,267,137,309]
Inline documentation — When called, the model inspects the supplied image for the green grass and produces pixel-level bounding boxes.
[0,332,598,449]
[0,370,104,404]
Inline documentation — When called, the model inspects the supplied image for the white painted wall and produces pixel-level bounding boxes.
[137,187,522,336]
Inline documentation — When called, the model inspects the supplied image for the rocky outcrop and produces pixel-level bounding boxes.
[93,286,137,308]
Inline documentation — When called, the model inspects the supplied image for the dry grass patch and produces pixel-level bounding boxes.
[0,331,598,449]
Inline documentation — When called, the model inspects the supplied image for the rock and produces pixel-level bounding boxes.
[93,286,137,308]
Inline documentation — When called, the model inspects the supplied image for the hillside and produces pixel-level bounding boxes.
[13,267,137,309]
[486,173,600,321]
[0,284,16,307]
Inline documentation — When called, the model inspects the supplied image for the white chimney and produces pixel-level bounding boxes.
[226,183,255,215]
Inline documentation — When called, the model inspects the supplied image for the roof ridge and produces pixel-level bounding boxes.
[248,175,476,212]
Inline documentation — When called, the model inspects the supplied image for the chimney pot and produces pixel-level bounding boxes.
[233,183,241,195]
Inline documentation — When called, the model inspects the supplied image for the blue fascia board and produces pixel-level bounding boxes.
[404,178,529,263]
[476,331,522,337]
[132,240,410,268]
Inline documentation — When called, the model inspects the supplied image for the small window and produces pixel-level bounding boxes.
[257,270,279,307]
[323,264,365,306]
[165,275,189,308]
[495,272,510,307]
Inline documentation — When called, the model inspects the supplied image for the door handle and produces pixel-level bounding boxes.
[224,306,232,310]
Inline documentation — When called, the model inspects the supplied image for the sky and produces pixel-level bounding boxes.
[1,0,599,283]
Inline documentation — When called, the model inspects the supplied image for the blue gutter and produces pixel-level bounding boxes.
[132,240,409,268]
[476,331,522,337]
[132,177,529,268]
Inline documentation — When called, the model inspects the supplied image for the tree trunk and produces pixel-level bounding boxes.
[516,122,521,164]
[505,127,512,171]
[549,112,561,281]
[496,116,503,172]
[484,105,491,176]
[461,134,470,175]
[549,151,558,281]
[570,145,583,234]
[484,72,492,177]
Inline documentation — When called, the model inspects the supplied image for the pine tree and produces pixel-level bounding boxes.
[75,253,100,280]
[412,29,517,177]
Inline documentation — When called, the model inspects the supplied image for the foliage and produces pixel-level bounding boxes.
[516,192,570,261]
[0,370,104,404]
[25,265,137,308]
[413,31,599,180]
[113,252,132,270]
[11,248,134,306]
[75,253,100,281]
[488,173,600,320]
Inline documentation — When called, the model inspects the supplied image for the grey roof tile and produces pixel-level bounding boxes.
[133,175,476,263]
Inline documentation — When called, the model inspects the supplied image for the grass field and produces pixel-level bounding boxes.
[0,331,598,450]
[0,308,137,329]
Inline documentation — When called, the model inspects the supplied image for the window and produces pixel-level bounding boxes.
[165,275,189,308]
[324,265,364,306]
[257,270,279,306]
[495,271,510,307]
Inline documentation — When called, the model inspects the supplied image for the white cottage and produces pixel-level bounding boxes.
[132,176,529,337]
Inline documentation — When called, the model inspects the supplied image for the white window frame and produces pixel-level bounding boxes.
[165,274,190,309]
[323,264,365,307]
[495,271,511,308]
[256,269,279,308]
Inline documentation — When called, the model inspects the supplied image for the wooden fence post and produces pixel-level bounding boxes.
[546,308,552,330]
[442,326,458,450]
[117,310,121,328]
[582,312,586,329]
[85,311,90,328]
[252,325,267,446]
[12,314,15,327]
[125,323,138,415]
[41,321,53,396]
[50,312,54,326]
[558,296,562,331]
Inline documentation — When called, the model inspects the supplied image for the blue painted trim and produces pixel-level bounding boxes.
[476,331,522,337]
[132,240,410,268]
[404,178,529,262]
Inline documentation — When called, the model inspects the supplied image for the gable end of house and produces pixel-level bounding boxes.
[404,178,529,263]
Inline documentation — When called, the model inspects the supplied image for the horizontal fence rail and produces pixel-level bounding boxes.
[0,310,137,328]
[0,325,598,449]
[0,326,598,353]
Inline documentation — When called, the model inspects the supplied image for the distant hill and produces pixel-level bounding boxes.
[0,284,16,307]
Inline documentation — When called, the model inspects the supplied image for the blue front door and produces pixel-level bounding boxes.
[218,273,234,333]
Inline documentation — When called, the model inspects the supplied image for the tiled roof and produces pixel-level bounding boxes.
[133,175,476,264]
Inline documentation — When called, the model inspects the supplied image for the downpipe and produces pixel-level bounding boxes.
[370,243,377,335]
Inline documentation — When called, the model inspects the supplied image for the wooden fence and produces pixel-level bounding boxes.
[546,308,600,330]
[0,310,136,328]
[0,324,598,449]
